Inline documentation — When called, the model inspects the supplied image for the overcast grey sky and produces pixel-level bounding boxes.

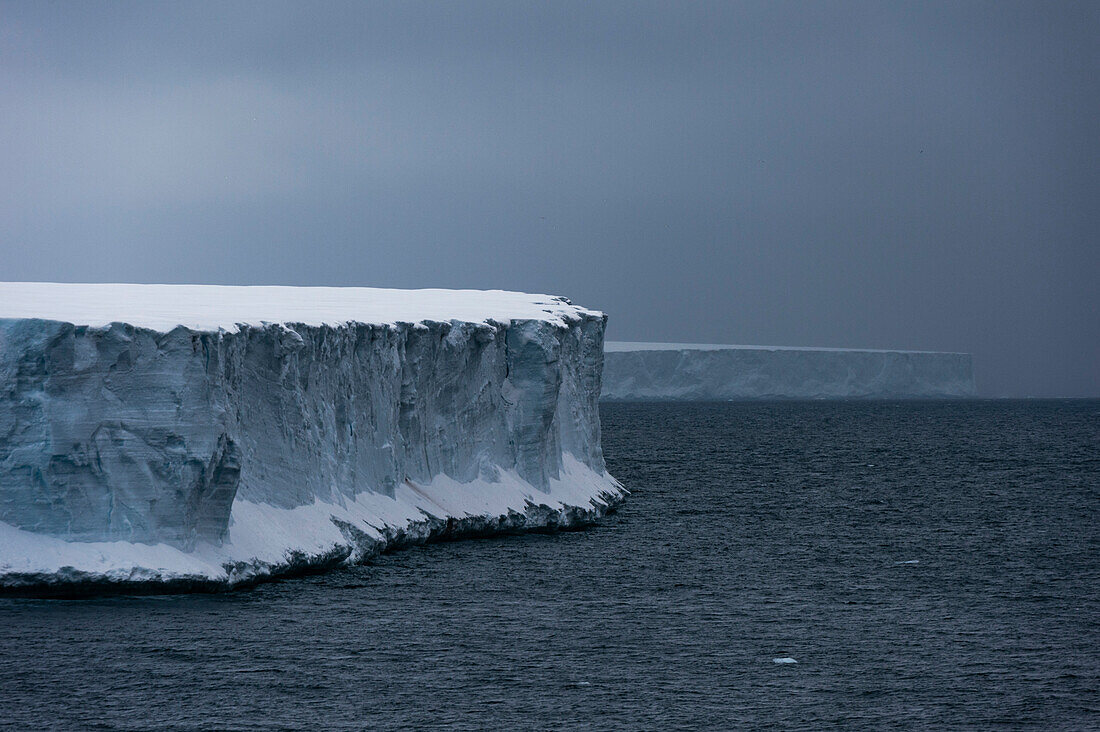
[2,1,1097,396]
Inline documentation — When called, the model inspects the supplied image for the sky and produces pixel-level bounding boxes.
[1,1,1097,397]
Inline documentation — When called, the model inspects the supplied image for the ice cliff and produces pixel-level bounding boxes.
[602,342,975,400]
[0,283,623,593]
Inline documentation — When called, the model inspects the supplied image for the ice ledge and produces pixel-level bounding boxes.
[604,341,970,356]
[0,283,617,591]
[602,341,976,400]
[0,457,625,595]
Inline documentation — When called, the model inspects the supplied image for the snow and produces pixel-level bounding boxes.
[0,282,599,332]
[0,283,619,591]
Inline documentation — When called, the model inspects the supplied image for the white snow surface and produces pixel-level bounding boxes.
[0,283,620,590]
[0,282,599,332]
[602,341,975,400]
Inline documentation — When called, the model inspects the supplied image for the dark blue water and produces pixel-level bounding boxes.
[1,401,1098,730]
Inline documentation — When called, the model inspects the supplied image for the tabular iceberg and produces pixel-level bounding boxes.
[602,342,975,400]
[0,283,623,593]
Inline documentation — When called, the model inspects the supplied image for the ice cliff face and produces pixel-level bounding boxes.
[602,342,976,400]
[0,284,621,592]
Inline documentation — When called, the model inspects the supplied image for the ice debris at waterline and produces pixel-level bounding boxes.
[601,342,976,400]
[0,283,624,593]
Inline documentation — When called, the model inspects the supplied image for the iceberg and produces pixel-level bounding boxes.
[0,283,623,593]
[601,342,975,400]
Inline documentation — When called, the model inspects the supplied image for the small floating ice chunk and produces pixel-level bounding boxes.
[772,657,797,664]
[895,560,919,565]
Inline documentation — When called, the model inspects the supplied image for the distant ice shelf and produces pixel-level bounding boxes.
[601,342,975,401]
[0,283,623,593]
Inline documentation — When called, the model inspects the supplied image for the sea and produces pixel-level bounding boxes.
[1,400,1097,730]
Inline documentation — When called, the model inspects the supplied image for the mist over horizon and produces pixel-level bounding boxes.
[2,1,1096,397]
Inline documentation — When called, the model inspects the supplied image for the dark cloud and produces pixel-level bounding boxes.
[2,0,1097,396]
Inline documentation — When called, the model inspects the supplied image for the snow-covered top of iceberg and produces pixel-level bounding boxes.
[0,282,600,332]
[605,341,967,356]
